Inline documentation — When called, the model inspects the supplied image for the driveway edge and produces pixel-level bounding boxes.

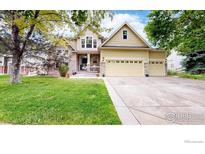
[103,78,140,125]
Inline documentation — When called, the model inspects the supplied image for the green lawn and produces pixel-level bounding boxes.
[0,75,121,125]
[168,71,205,80]
[177,73,205,80]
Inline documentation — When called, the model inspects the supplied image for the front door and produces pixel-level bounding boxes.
[79,55,87,71]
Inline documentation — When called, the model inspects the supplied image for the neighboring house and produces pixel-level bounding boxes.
[0,22,167,77]
[0,55,15,75]
[0,53,46,75]
[167,50,185,72]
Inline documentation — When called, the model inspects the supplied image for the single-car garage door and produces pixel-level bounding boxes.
[105,60,144,76]
[148,61,165,76]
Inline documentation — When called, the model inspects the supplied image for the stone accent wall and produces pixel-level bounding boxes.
[165,60,168,75]
[100,62,105,77]
[69,53,77,75]
[144,61,149,76]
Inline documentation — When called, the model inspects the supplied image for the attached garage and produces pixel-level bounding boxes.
[148,60,165,76]
[99,23,166,77]
[105,59,144,77]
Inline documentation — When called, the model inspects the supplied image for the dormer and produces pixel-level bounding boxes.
[76,27,103,51]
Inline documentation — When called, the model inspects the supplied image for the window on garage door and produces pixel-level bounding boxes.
[107,60,144,63]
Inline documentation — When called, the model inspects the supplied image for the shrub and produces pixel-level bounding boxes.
[182,50,205,74]
[59,64,69,77]
[167,70,177,76]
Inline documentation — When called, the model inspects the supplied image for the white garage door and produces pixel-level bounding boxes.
[105,60,144,77]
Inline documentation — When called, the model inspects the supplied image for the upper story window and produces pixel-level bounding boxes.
[86,37,92,48]
[123,30,128,40]
[81,37,98,49]
[93,39,97,48]
[81,39,85,48]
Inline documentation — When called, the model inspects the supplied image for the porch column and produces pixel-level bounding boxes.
[87,53,90,72]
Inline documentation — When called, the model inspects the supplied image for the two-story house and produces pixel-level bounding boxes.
[67,22,166,77]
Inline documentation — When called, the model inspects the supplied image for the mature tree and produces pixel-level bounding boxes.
[144,10,205,55]
[182,50,205,74]
[0,10,111,84]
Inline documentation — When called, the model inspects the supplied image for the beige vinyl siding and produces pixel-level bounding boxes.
[149,51,165,59]
[101,49,149,61]
[104,25,148,47]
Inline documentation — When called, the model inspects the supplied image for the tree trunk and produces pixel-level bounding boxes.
[10,53,22,84]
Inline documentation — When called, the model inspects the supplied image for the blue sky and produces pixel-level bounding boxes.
[114,10,151,24]
[101,10,151,40]
[62,10,151,42]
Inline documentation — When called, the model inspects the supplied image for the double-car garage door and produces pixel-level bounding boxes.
[105,59,165,77]
[106,60,144,76]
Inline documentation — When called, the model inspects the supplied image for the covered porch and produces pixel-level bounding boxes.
[77,53,100,73]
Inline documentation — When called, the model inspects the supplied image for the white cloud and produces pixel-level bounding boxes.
[59,12,149,44]
[101,13,148,42]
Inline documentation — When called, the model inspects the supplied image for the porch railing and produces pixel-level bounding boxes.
[90,65,100,72]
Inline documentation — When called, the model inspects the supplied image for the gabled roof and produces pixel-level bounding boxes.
[100,22,151,48]
[76,25,104,39]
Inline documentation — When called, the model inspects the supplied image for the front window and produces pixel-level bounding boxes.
[123,30,128,39]
[86,37,92,48]
[93,39,97,48]
[81,39,85,48]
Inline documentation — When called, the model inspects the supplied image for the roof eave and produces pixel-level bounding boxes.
[99,47,150,50]
[99,47,164,52]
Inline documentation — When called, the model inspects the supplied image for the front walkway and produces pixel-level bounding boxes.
[104,77,205,125]
[70,71,100,78]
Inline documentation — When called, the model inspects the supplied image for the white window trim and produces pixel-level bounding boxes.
[123,29,128,40]
[81,36,98,49]
[81,38,85,48]
[93,39,97,48]
[86,36,93,48]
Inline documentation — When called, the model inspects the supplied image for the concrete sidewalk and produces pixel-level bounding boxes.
[104,78,140,125]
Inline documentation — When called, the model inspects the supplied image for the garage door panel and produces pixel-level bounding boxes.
[148,61,165,76]
[106,60,144,77]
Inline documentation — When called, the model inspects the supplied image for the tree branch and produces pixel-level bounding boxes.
[0,35,12,51]
[20,10,40,54]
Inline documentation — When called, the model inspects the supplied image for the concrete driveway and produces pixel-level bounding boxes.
[104,77,205,125]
